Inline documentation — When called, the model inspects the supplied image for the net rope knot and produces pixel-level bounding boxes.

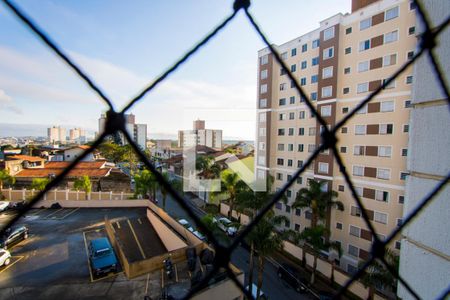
[104,110,126,135]
[233,0,250,12]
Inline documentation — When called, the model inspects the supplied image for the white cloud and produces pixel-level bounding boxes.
[0,89,22,114]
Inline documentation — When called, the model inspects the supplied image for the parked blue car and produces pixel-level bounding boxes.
[89,237,118,276]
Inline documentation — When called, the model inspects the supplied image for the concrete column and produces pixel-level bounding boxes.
[121,192,124,200]
[110,191,113,200]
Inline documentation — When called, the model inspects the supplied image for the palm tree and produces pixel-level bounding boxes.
[195,155,221,179]
[248,211,288,300]
[293,179,343,232]
[217,169,247,219]
[134,170,157,200]
[360,248,399,298]
[74,175,92,200]
[0,170,15,191]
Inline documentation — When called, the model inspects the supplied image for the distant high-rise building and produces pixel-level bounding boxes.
[47,126,67,144]
[69,128,87,144]
[98,113,147,149]
[178,120,222,149]
[255,0,416,273]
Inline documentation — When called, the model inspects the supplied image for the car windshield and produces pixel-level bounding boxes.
[95,248,111,257]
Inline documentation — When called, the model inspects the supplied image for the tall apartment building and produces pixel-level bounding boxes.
[47,126,67,144]
[69,128,87,144]
[255,0,417,273]
[178,120,223,149]
[98,113,147,150]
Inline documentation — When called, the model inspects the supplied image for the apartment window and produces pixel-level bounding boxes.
[406,75,413,84]
[308,127,316,136]
[338,185,345,192]
[312,57,319,66]
[289,96,295,104]
[351,206,362,217]
[341,127,348,134]
[259,113,266,123]
[376,190,389,202]
[289,112,295,120]
[400,172,409,180]
[277,144,285,151]
[298,144,304,152]
[343,87,350,94]
[287,144,294,152]
[278,128,285,136]
[395,241,401,250]
[308,144,316,153]
[374,212,388,224]
[383,54,397,66]
[280,68,287,76]
[260,55,268,65]
[281,52,288,60]
[345,47,351,54]
[311,92,317,101]
[380,124,393,134]
[279,98,286,106]
[279,113,286,121]
[294,224,300,231]
[344,67,351,74]
[296,111,305,120]
[385,6,399,21]
[297,160,303,168]
[260,84,267,94]
[296,176,302,184]
[311,75,318,83]
[382,78,396,89]
[287,159,293,167]
[408,26,416,35]
[259,98,267,108]
[355,186,363,197]
[403,124,409,133]
[384,30,399,44]
[258,142,265,151]
[407,51,414,60]
[259,128,266,136]
[276,173,283,180]
[257,155,266,165]
[302,43,307,52]
[322,66,333,79]
[298,127,305,136]
[340,146,347,153]
[348,245,359,257]
[404,100,412,108]
[350,225,360,237]
[379,146,392,157]
[336,222,343,230]
[353,166,364,176]
[355,125,366,135]
[318,162,329,174]
[285,203,291,212]
[359,39,370,51]
[280,83,287,91]
[358,61,369,73]
[357,82,369,93]
[321,105,332,117]
[300,77,307,86]
[260,69,268,79]
[323,26,335,40]
[322,86,332,98]
[402,148,408,156]
[399,195,405,204]
[312,39,320,49]
[377,168,391,180]
[284,220,290,228]
[354,145,365,156]
[275,202,282,210]
[277,158,284,166]
[323,47,334,59]
[290,80,296,88]
[305,211,312,220]
[346,27,352,34]
[381,101,394,112]
[290,64,297,72]
[360,18,372,30]
[301,60,307,69]
[291,48,297,57]
[287,128,293,136]
[287,175,292,181]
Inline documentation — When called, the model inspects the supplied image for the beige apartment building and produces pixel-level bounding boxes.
[255,0,417,273]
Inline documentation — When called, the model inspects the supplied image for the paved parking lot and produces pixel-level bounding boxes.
[0,207,163,299]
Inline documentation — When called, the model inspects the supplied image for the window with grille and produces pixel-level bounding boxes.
[350,225,360,237]
[377,168,391,180]
[374,212,388,224]
[353,166,364,176]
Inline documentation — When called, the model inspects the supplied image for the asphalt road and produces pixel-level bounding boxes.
[156,190,314,300]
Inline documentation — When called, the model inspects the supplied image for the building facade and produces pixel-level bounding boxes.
[47,126,67,144]
[255,0,417,273]
[178,120,223,149]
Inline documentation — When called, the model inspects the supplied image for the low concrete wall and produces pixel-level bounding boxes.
[1,188,133,201]
[193,272,244,300]
[220,203,250,225]
[147,208,187,252]
[31,199,150,208]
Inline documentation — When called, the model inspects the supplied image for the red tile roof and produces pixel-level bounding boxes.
[8,155,45,162]
[45,161,106,169]
[15,161,110,178]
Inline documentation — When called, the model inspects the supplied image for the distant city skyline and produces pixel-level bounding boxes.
[0,0,350,141]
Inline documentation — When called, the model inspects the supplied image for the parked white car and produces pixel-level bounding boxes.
[177,219,194,232]
[217,217,238,236]
[193,231,205,241]
[0,201,10,212]
[0,249,11,267]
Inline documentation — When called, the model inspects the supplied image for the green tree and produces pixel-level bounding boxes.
[216,169,247,219]
[30,178,50,191]
[160,172,174,210]
[293,179,343,231]
[200,213,226,240]
[248,211,288,300]
[74,175,92,200]
[360,248,399,298]
[134,170,157,200]
[0,170,15,191]
[195,155,221,179]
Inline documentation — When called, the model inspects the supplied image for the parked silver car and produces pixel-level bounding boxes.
[0,249,11,267]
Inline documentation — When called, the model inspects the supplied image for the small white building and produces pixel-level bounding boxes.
[63,145,95,162]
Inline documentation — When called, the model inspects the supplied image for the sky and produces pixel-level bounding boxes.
[0,0,350,140]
